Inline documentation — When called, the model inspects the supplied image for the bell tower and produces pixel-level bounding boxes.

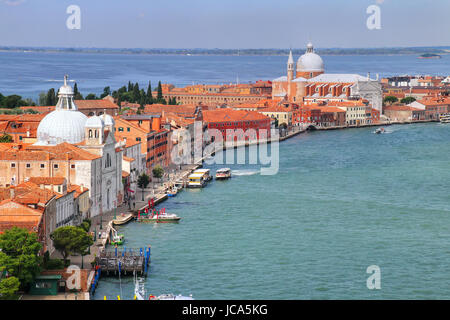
[287,50,294,82]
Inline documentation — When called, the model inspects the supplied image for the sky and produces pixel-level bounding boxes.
[0,0,449,49]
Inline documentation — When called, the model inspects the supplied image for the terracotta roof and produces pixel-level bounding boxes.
[384,105,423,111]
[67,184,88,198]
[123,156,135,162]
[74,99,119,110]
[0,199,43,233]
[28,177,66,185]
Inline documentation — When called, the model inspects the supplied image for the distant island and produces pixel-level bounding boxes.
[0,46,449,56]
[418,53,442,59]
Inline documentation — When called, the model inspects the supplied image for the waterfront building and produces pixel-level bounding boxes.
[383,105,425,122]
[202,109,271,142]
[155,82,271,106]
[409,96,450,120]
[272,43,383,113]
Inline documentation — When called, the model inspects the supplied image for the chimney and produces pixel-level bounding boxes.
[367,72,371,80]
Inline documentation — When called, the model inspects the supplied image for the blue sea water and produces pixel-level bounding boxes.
[1,51,450,299]
[95,123,450,300]
[0,51,449,99]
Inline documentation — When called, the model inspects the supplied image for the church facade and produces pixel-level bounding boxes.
[272,43,383,113]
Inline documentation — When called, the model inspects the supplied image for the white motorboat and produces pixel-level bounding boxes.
[439,114,450,123]
[215,168,231,180]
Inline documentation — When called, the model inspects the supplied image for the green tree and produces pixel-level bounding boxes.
[146,81,153,105]
[0,276,20,300]
[152,165,164,186]
[38,92,47,106]
[85,93,98,100]
[0,134,13,143]
[127,81,133,92]
[0,227,42,288]
[383,96,399,105]
[132,83,140,103]
[400,96,416,104]
[156,81,163,103]
[137,173,150,201]
[100,86,111,99]
[45,88,56,106]
[73,83,83,100]
[2,95,24,108]
[50,226,93,265]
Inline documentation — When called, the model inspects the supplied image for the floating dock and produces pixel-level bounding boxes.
[95,247,151,276]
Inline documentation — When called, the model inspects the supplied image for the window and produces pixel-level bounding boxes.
[40,164,45,169]
[71,164,75,169]
[136,137,141,142]
[26,163,31,168]
[11,163,16,168]
[54,164,59,169]
[118,127,124,132]
[89,129,93,138]
[127,127,130,132]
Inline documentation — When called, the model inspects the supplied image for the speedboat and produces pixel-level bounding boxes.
[215,168,231,180]
[374,127,385,134]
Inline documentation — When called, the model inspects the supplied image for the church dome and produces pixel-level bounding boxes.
[85,115,104,128]
[296,42,324,73]
[35,75,88,145]
[100,113,115,127]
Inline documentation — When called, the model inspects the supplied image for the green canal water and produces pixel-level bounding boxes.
[94,123,450,299]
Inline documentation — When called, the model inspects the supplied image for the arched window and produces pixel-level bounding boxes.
[89,129,93,138]
[95,130,98,138]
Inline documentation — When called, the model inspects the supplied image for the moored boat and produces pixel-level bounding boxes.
[439,113,450,123]
[111,233,125,246]
[194,169,212,182]
[167,186,178,197]
[137,209,181,223]
[215,168,231,180]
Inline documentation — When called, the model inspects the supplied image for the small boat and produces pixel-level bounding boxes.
[134,274,146,300]
[149,293,194,300]
[138,210,181,223]
[374,128,385,134]
[167,187,178,197]
[439,113,450,123]
[215,168,231,180]
[111,234,125,246]
[112,213,134,226]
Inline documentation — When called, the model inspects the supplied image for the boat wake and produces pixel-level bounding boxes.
[231,169,259,176]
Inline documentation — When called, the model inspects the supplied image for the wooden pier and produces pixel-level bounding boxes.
[95,247,151,276]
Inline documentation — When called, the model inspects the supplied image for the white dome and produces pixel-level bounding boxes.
[36,110,88,145]
[100,113,115,127]
[296,43,324,73]
[85,115,104,128]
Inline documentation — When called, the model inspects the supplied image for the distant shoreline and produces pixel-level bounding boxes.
[1,46,449,56]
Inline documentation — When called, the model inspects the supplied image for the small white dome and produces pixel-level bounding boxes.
[58,84,74,96]
[297,43,324,73]
[85,115,104,128]
[36,110,88,145]
[100,113,115,127]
